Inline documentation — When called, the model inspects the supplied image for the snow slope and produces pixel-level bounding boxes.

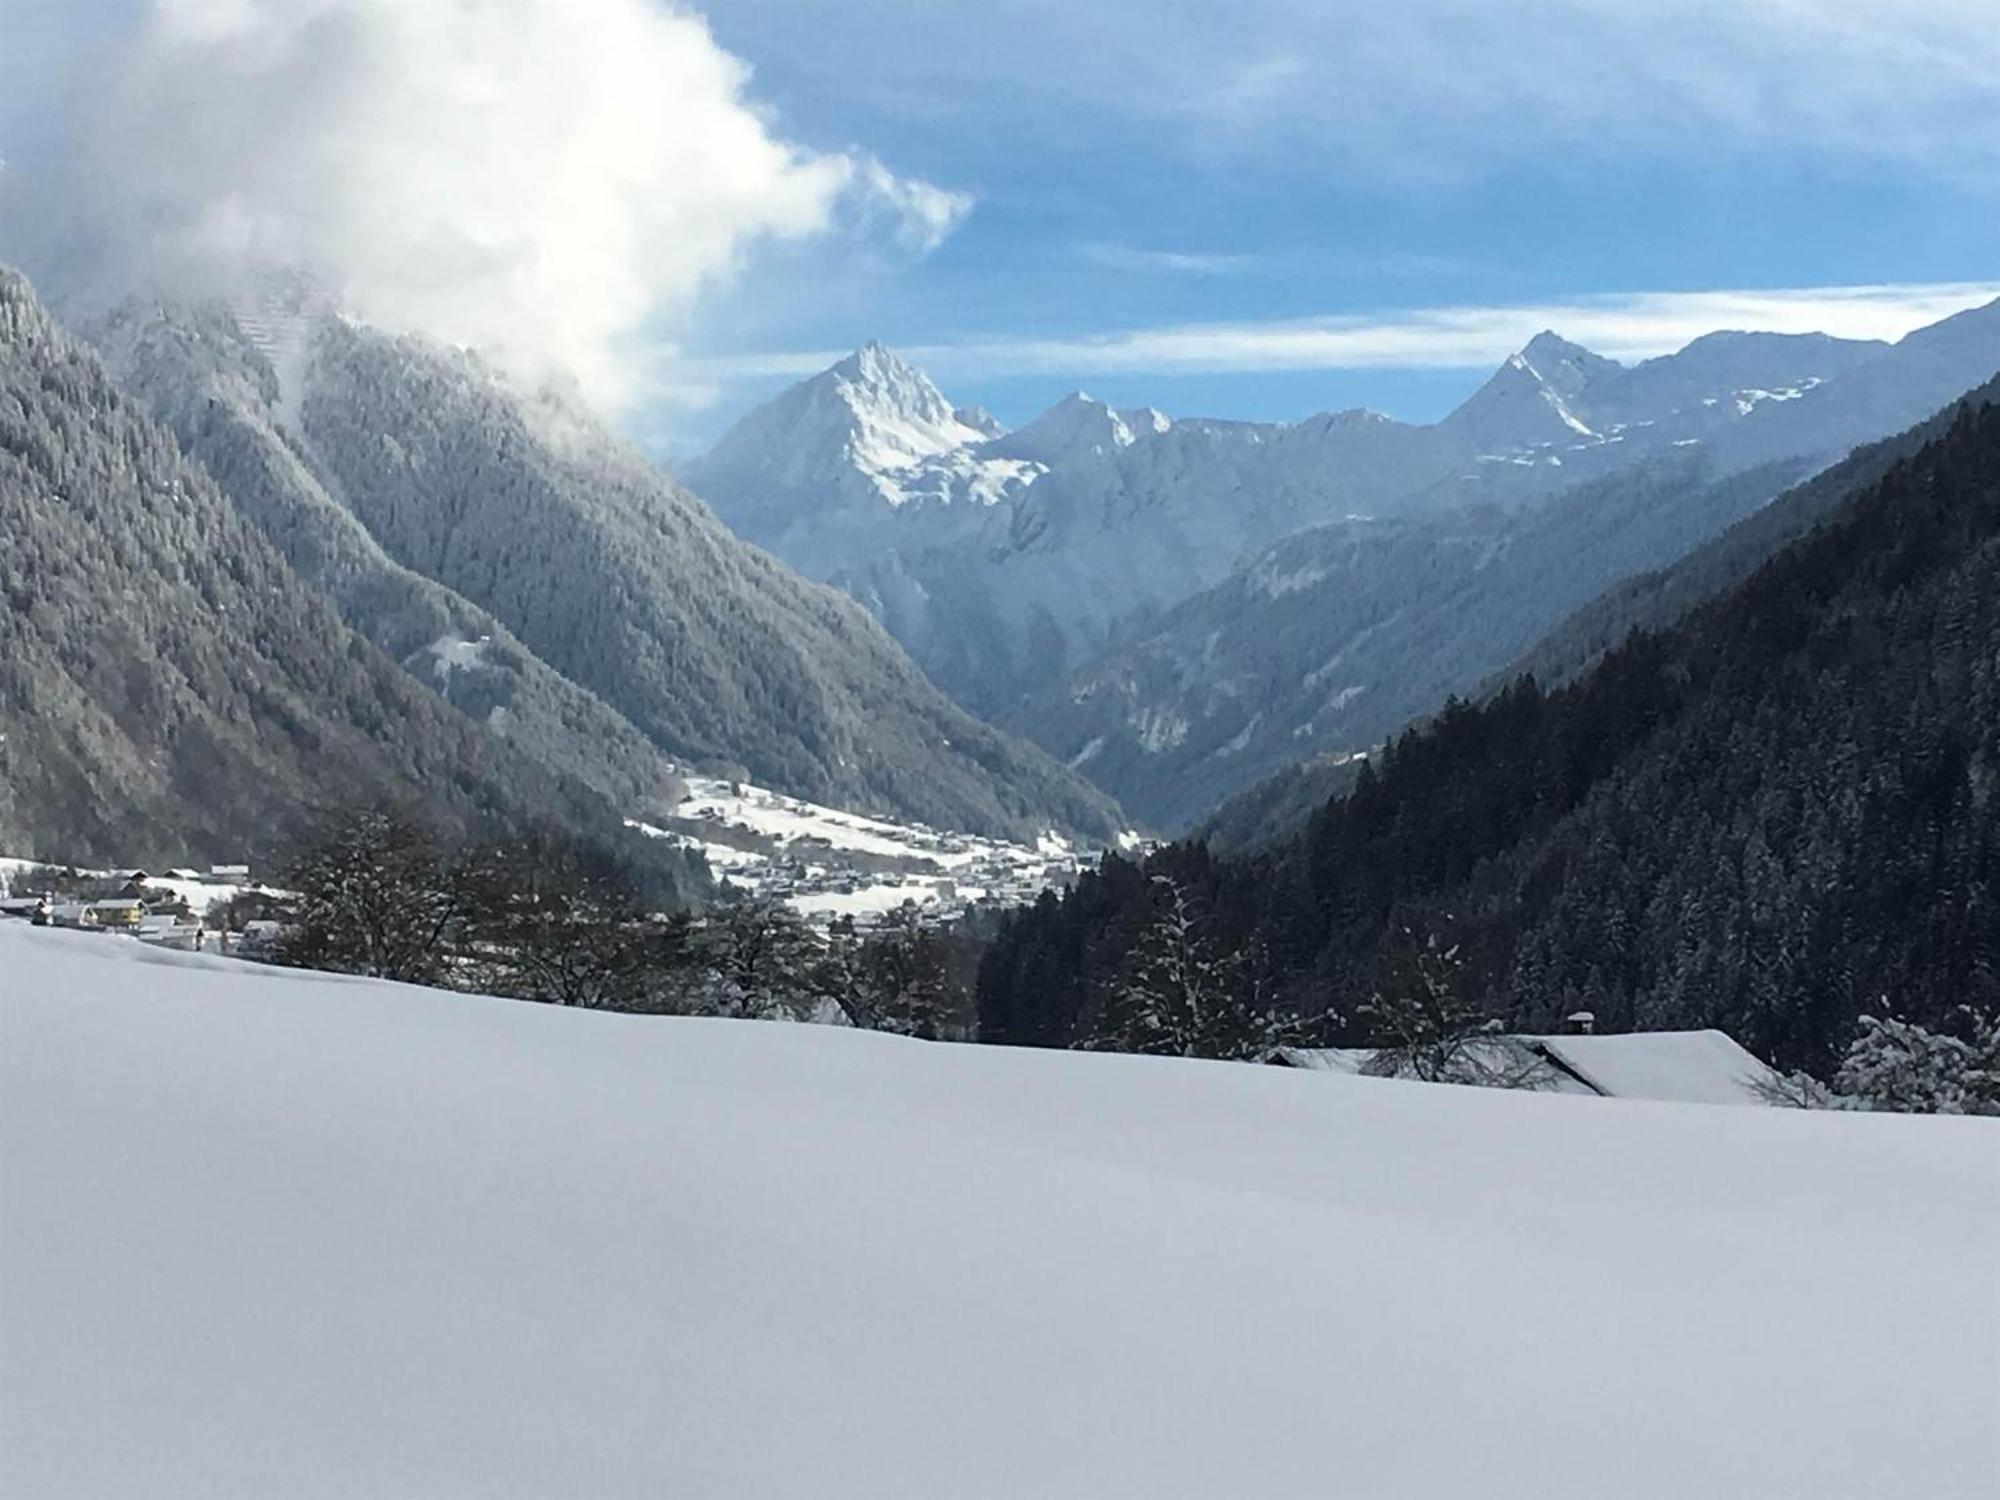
[4,923,1995,1499]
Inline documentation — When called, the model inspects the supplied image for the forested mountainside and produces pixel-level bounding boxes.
[1001,454,1808,830]
[0,268,689,876]
[980,391,2000,1074]
[296,321,1121,842]
[1202,370,2000,852]
[89,299,691,823]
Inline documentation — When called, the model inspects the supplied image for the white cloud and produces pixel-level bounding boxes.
[850,158,972,254]
[2,0,967,412]
[697,282,2000,383]
[1076,243,1268,276]
[703,0,2000,172]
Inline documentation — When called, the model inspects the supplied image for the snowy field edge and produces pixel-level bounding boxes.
[3,923,1996,1499]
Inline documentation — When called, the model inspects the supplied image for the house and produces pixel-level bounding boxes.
[136,915,204,951]
[1526,1030,1785,1107]
[86,899,146,931]
[1268,1029,1783,1107]
[234,920,289,959]
[210,864,252,881]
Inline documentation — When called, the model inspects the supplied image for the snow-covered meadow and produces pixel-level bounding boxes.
[3,922,1995,1498]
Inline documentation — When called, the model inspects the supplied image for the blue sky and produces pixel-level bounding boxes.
[675,0,2000,436]
[2,1,1997,446]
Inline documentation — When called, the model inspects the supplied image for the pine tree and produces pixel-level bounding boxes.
[1080,876,1321,1060]
[1834,1009,2000,1116]
[840,906,961,1039]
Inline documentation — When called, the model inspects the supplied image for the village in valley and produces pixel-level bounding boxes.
[627,774,1127,930]
[0,773,1133,966]
[0,858,286,956]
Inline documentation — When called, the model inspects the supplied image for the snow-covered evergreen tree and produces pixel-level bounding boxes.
[837,906,960,1039]
[1080,876,1318,1060]
[1833,1010,2000,1116]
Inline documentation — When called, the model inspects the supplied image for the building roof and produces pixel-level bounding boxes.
[1525,1030,1781,1106]
[1273,1029,1781,1107]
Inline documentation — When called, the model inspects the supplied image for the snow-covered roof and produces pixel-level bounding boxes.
[1526,1029,1781,1106]
[1274,1029,1782,1106]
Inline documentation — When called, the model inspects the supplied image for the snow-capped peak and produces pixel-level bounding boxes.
[688,343,995,502]
[1441,333,1615,449]
[1514,330,1623,400]
[983,391,1173,466]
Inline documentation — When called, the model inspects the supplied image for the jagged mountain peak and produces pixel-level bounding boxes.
[1513,331,1623,395]
[820,341,958,427]
[982,390,1172,466]
[688,342,991,500]
[1519,328,1608,363]
[829,339,928,391]
[1444,333,1613,448]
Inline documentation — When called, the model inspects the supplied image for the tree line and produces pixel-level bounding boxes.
[979,398,2000,1089]
[271,806,970,1038]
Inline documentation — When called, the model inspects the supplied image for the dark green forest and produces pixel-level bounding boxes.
[981,394,2000,1074]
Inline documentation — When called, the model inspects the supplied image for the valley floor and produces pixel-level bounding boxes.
[2,924,1994,1497]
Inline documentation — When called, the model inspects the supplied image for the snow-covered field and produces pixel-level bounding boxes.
[3,922,1995,1498]
[632,774,1098,924]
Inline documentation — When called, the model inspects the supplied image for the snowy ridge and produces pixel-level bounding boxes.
[982,390,1171,465]
[5,921,1994,1498]
[684,320,1945,722]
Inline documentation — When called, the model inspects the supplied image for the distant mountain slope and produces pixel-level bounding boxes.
[1201,369,2000,851]
[1002,455,1809,830]
[981,388,2000,1072]
[87,298,690,824]
[686,326,1909,714]
[0,267,669,871]
[295,322,1121,842]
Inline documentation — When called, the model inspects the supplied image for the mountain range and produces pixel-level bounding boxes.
[978,379,2000,1074]
[0,264,1123,869]
[686,301,2000,828]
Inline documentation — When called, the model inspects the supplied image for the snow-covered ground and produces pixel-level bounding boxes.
[631,774,1096,924]
[4,923,1995,1498]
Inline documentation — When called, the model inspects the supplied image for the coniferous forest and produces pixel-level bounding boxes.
[981,396,2000,1074]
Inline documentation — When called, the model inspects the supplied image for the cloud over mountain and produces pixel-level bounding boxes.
[1,0,967,412]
